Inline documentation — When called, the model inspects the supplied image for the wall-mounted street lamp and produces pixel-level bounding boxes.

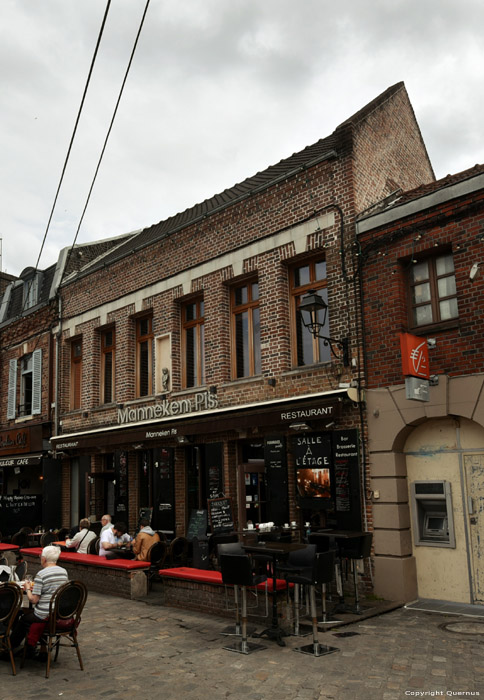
[298,290,350,366]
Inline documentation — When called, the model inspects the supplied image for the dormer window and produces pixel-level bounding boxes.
[19,267,42,310]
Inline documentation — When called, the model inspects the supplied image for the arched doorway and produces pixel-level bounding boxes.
[403,416,484,603]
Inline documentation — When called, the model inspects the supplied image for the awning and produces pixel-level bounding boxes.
[50,389,346,452]
[0,454,43,468]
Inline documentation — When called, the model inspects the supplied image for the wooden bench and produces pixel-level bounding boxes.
[158,567,292,622]
[20,548,150,600]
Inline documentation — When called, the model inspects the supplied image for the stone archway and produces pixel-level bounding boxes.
[366,373,484,603]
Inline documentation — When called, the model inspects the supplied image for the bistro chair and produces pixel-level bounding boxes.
[15,560,27,581]
[219,553,267,655]
[0,582,23,675]
[293,552,339,658]
[11,531,28,548]
[146,541,169,590]
[40,532,57,547]
[168,537,189,567]
[339,532,373,614]
[22,580,88,678]
[56,528,70,541]
[87,537,100,555]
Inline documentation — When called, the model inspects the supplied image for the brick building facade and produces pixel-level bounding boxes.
[357,164,484,603]
[45,82,434,573]
[0,237,133,534]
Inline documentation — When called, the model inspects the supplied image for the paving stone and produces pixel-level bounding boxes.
[3,593,484,698]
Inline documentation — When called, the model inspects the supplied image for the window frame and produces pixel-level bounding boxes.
[19,354,33,417]
[181,297,205,389]
[407,251,459,331]
[289,257,330,367]
[70,338,82,411]
[136,315,153,398]
[230,278,261,379]
[100,327,116,404]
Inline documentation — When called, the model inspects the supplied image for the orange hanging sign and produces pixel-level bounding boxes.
[400,333,430,379]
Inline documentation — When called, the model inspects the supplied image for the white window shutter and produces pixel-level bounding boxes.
[32,348,42,415]
[7,359,17,419]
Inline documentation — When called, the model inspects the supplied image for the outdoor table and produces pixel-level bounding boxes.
[242,541,305,646]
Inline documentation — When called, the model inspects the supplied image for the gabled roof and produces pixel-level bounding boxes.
[65,82,407,281]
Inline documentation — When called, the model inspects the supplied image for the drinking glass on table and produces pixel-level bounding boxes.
[24,574,33,589]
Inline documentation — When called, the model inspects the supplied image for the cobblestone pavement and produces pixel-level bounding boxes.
[2,592,484,700]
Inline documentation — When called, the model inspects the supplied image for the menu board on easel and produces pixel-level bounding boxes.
[208,497,234,533]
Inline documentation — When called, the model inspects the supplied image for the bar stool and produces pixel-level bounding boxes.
[277,544,316,636]
[339,532,372,614]
[218,543,255,637]
[308,534,342,624]
[219,553,267,655]
[294,552,339,658]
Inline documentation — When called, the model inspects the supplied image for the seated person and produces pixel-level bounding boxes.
[10,545,68,656]
[130,518,160,561]
[100,514,113,535]
[99,521,131,558]
[65,518,98,554]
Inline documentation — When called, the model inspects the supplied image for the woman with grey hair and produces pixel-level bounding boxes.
[8,545,68,658]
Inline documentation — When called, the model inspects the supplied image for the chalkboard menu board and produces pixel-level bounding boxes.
[332,429,362,530]
[264,436,289,524]
[0,494,42,535]
[187,509,208,541]
[208,497,234,533]
[114,451,129,524]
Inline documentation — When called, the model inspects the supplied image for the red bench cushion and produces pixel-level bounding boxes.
[20,548,149,571]
[159,567,290,591]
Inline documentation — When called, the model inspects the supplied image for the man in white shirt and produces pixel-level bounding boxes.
[65,518,98,554]
[99,522,131,558]
[100,514,113,535]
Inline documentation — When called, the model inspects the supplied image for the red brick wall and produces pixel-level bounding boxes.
[360,189,484,387]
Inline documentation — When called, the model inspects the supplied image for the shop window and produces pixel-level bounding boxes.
[231,280,261,378]
[71,339,82,410]
[182,298,205,388]
[101,328,115,404]
[7,350,42,419]
[290,258,330,366]
[408,252,458,329]
[136,316,153,397]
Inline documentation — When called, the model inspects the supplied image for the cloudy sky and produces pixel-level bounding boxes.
[1,0,483,277]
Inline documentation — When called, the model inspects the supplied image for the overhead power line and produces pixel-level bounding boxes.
[60,0,152,288]
[32,0,113,278]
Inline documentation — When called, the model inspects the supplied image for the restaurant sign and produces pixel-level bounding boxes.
[117,390,218,426]
[0,428,30,456]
